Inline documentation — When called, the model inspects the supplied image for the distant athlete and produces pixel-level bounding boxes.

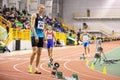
[96,36,102,52]
[81,23,91,57]
[45,25,56,66]
[81,31,91,57]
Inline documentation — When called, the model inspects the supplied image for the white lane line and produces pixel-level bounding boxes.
[40,62,51,73]
[13,61,29,73]
[0,60,34,80]
[64,61,104,80]
[13,61,55,80]
[38,47,82,75]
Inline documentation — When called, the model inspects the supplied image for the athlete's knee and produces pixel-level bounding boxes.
[37,51,41,56]
[31,50,36,56]
[33,52,36,56]
[37,48,42,54]
[32,47,37,54]
[30,52,36,59]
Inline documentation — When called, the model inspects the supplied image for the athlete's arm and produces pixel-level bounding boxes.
[81,34,83,42]
[87,33,92,38]
[53,31,56,41]
[44,29,47,40]
[31,13,38,38]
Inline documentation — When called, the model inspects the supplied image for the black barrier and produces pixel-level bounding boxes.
[15,40,20,50]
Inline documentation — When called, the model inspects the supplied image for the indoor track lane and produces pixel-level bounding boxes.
[0,41,120,80]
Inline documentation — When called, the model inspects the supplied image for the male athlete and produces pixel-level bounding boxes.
[45,25,56,66]
[29,4,45,74]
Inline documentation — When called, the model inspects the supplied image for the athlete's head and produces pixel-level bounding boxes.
[83,22,88,30]
[47,25,52,30]
[38,4,45,14]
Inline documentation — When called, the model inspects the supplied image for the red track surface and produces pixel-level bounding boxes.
[0,41,120,80]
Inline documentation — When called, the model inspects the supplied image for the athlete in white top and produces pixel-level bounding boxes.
[82,32,91,57]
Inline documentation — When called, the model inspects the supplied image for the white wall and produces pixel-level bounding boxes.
[62,0,120,32]
[29,0,39,13]
[8,40,32,51]
[63,0,120,21]
[20,40,32,50]
[45,0,53,18]
[8,40,16,51]
[2,0,8,7]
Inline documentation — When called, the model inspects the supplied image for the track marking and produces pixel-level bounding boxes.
[1,41,120,80]
[40,62,51,73]
[13,61,29,73]
[0,60,35,80]
[13,60,56,80]
[64,61,104,80]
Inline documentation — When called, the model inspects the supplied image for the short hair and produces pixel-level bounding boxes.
[37,4,45,9]
[83,23,88,30]
[83,23,87,26]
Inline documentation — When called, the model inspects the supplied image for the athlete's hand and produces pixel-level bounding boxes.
[43,40,47,47]
[43,38,47,41]
[44,40,47,44]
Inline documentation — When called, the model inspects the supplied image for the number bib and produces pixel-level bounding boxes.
[83,35,89,41]
[37,21,44,29]
[47,34,52,39]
